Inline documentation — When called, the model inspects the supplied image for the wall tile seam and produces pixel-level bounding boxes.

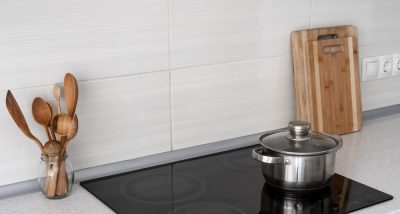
[169,54,291,73]
[311,5,400,13]
[167,0,174,152]
[169,11,312,23]
[359,41,400,49]
[2,69,170,92]
[310,0,314,28]
[169,39,400,73]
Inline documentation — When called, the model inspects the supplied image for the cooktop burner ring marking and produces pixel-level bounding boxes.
[169,202,247,214]
[222,152,260,171]
[120,173,207,204]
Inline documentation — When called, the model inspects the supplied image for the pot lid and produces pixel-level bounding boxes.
[259,121,342,156]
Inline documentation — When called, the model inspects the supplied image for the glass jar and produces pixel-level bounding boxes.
[38,154,74,199]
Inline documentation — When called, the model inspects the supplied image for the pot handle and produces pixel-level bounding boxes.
[330,134,343,150]
[252,148,283,164]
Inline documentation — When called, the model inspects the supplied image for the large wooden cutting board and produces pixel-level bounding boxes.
[291,26,362,135]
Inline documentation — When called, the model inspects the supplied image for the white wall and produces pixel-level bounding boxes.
[1,0,399,186]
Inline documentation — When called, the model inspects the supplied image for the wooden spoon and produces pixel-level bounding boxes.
[67,116,78,141]
[6,90,44,154]
[56,116,78,196]
[44,140,61,157]
[64,73,78,118]
[51,114,73,137]
[56,73,79,196]
[32,97,53,141]
[59,116,78,156]
[43,140,61,197]
[53,84,62,114]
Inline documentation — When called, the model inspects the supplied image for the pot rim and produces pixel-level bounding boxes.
[259,129,343,156]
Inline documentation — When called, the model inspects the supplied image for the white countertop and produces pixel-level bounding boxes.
[1,111,400,214]
[0,185,114,214]
[334,112,400,214]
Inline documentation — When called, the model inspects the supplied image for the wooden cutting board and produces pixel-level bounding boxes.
[291,26,362,135]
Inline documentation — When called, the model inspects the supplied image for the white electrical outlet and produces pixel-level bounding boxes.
[378,55,393,79]
[393,54,400,76]
[362,56,380,81]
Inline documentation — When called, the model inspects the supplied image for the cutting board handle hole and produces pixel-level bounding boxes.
[317,34,338,40]
[323,45,344,54]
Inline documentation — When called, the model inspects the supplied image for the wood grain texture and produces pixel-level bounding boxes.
[64,73,79,119]
[31,97,53,141]
[0,72,171,186]
[307,37,362,133]
[5,91,44,154]
[312,1,400,111]
[291,26,362,134]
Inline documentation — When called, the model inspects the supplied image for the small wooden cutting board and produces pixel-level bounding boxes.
[291,26,362,135]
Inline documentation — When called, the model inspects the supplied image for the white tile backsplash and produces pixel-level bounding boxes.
[70,71,171,169]
[170,0,311,68]
[171,56,295,149]
[361,76,400,111]
[1,0,400,186]
[0,0,169,90]
[312,0,399,11]
[0,71,171,185]
[312,7,400,46]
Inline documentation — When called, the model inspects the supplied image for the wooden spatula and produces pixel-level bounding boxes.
[64,73,78,118]
[6,90,44,154]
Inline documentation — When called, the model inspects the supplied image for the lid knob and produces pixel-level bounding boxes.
[288,121,311,136]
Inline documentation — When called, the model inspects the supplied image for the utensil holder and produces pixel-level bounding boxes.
[38,154,74,199]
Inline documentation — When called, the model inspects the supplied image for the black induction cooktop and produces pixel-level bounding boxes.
[81,145,393,214]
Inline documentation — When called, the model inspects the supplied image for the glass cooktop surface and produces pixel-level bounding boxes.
[81,145,393,214]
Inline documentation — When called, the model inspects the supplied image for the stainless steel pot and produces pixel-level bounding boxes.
[252,121,342,191]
